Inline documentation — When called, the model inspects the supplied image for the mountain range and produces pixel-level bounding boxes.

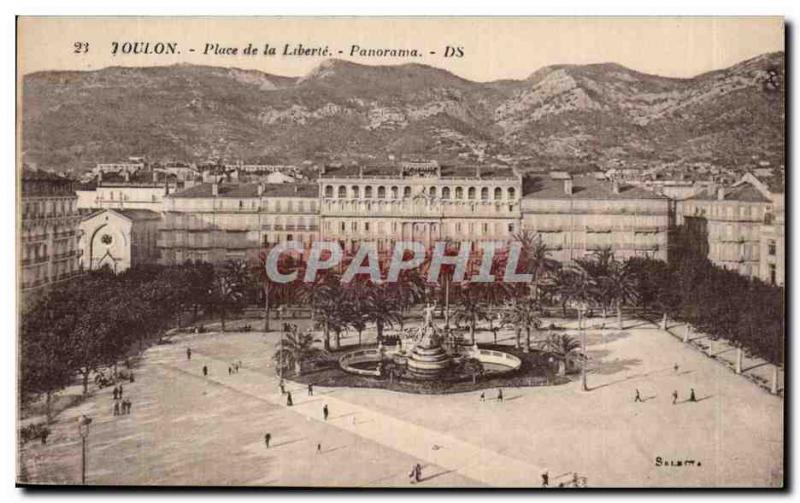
[21,52,784,176]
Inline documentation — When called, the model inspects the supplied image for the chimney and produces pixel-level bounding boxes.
[563,178,573,195]
[717,187,725,200]
[257,183,264,196]
[212,182,219,197]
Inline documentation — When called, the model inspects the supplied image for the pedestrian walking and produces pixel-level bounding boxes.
[286,391,293,407]
[228,366,232,375]
[129,373,135,383]
[689,388,696,402]
[674,363,679,373]
[279,379,285,395]
[264,433,271,448]
[672,390,678,405]
[634,388,643,403]
[317,443,321,454]
[415,463,422,483]
[480,391,485,402]
[118,384,124,398]
[40,428,49,445]
[187,347,192,360]
[126,399,133,414]
[541,471,549,487]
[323,404,329,421]
[308,383,314,396]
[203,365,208,377]
[113,386,119,400]
[497,388,503,402]
[113,401,120,416]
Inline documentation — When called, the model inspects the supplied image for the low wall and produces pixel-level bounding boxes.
[470,348,522,373]
[339,348,383,377]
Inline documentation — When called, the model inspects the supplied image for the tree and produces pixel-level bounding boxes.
[545,333,581,375]
[602,260,639,329]
[365,283,403,341]
[19,293,76,421]
[272,327,326,376]
[453,284,488,345]
[501,296,542,352]
[211,260,247,331]
[513,230,559,301]
[462,358,484,384]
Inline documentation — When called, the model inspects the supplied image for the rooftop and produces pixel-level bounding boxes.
[522,175,666,200]
[170,183,319,199]
[320,163,519,180]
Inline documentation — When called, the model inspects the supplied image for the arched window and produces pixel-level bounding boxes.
[378,186,386,199]
[442,187,451,199]
[352,186,360,198]
[468,187,476,200]
[494,187,502,200]
[338,186,347,198]
[481,187,489,201]
[429,186,437,198]
[391,186,399,199]
[325,185,334,198]
[403,186,411,198]
[365,186,373,198]
[508,187,516,200]
[455,187,463,199]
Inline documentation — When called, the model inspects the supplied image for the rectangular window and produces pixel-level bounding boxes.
[768,240,776,256]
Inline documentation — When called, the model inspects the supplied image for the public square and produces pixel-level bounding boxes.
[20,316,783,488]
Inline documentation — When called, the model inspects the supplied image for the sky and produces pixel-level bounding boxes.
[18,17,784,82]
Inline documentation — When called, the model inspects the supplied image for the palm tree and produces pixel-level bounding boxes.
[366,283,404,340]
[513,230,559,301]
[272,327,327,376]
[602,261,639,329]
[462,358,485,384]
[453,284,488,345]
[211,260,247,331]
[545,333,581,375]
[553,263,595,318]
[501,296,542,352]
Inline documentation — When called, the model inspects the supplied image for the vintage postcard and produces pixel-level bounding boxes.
[16,16,785,488]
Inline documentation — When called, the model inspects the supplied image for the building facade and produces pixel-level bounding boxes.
[521,173,671,262]
[678,174,785,286]
[79,209,161,272]
[318,162,522,253]
[157,182,319,264]
[20,168,82,291]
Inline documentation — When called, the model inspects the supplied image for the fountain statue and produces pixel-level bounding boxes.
[406,302,453,378]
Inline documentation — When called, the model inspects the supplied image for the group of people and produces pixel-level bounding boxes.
[479,388,504,402]
[633,364,698,405]
[228,361,243,375]
[111,384,133,416]
[541,470,587,488]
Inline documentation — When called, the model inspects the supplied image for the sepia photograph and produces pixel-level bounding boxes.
[14,16,785,489]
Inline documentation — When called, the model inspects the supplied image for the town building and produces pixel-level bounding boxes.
[521,173,671,262]
[79,209,161,273]
[20,168,82,291]
[157,182,319,264]
[318,162,522,254]
[677,174,784,286]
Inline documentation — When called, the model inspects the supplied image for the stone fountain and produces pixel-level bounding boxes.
[405,304,453,378]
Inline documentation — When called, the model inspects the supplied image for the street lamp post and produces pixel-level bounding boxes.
[77,414,92,485]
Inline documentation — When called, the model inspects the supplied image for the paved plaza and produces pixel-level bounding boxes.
[20,317,783,487]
